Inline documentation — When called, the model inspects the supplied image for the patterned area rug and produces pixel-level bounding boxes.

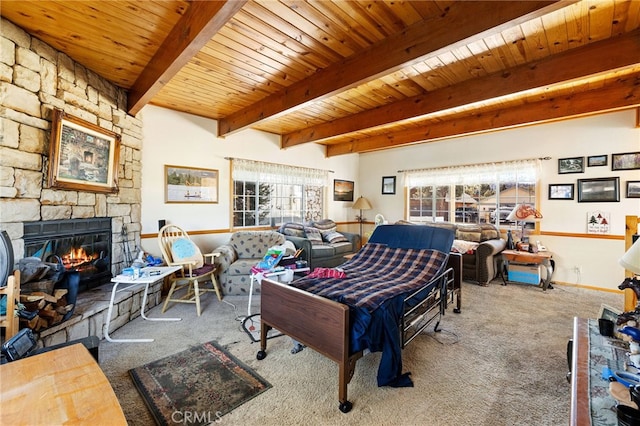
[587,319,627,424]
[129,341,271,425]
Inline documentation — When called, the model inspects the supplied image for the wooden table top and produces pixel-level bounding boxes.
[501,249,552,263]
[0,343,126,425]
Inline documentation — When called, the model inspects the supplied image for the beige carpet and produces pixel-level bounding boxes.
[100,280,622,425]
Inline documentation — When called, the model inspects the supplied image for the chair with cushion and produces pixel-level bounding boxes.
[212,231,286,296]
[157,225,222,316]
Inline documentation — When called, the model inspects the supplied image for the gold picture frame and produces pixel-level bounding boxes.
[48,109,120,193]
[165,165,219,203]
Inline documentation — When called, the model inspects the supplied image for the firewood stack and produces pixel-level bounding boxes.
[19,288,74,331]
[17,257,72,331]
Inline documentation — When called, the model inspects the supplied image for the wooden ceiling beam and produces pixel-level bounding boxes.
[127,0,246,116]
[326,72,640,157]
[285,29,640,147]
[218,1,571,136]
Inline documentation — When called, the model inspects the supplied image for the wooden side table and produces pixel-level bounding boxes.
[500,249,554,290]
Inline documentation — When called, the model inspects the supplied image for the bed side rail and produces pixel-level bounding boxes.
[401,266,454,348]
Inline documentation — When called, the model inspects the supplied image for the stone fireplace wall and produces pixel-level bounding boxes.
[0,18,142,276]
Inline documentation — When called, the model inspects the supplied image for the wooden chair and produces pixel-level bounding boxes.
[157,225,222,316]
[0,270,21,339]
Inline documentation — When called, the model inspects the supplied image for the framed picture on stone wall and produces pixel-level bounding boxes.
[48,109,120,193]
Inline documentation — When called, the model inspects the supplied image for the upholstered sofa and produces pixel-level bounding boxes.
[212,231,286,295]
[396,220,506,285]
[277,220,360,269]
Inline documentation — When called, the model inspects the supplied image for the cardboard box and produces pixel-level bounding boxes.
[508,264,541,285]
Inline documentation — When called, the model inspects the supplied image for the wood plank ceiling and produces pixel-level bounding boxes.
[2,1,639,157]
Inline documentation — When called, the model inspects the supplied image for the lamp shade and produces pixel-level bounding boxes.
[506,203,543,222]
[621,238,640,276]
[352,196,372,211]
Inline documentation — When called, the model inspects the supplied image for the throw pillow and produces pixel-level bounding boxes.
[479,224,500,241]
[323,230,349,244]
[311,219,341,243]
[279,222,306,238]
[170,238,204,268]
[311,219,337,233]
[282,227,305,238]
[304,227,324,245]
[456,228,482,243]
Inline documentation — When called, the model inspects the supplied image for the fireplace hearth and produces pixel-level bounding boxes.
[23,218,112,292]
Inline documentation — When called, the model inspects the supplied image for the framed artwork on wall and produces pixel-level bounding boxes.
[577,177,620,202]
[48,109,120,193]
[612,152,640,171]
[381,176,396,194]
[548,184,574,200]
[558,157,584,174]
[165,165,219,203]
[333,179,354,201]
[627,181,640,198]
[587,155,608,167]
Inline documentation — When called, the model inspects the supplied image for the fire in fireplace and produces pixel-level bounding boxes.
[23,218,112,292]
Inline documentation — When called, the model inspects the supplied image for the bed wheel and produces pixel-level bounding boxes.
[339,401,352,413]
[256,350,266,360]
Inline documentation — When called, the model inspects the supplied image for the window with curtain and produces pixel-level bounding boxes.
[231,158,327,228]
[405,159,539,227]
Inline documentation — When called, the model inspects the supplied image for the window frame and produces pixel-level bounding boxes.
[231,159,327,229]
[404,160,540,229]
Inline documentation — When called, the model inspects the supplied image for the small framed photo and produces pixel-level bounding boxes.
[598,304,621,323]
[333,179,354,201]
[587,155,608,167]
[627,181,640,198]
[577,177,620,202]
[548,184,574,200]
[612,152,640,171]
[381,176,396,195]
[558,157,584,174]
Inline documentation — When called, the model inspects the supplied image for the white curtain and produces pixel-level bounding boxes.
[404,159,540,186]
[231,158,328,186]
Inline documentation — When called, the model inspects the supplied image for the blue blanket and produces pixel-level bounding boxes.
[291,241,449,387]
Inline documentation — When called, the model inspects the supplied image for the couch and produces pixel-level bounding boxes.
[396,220,506,285]
[277,219,360,269]
[212,231,286,295]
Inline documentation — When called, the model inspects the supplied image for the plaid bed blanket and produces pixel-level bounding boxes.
[291,243,447,312]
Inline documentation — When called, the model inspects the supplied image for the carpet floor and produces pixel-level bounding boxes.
[99,280,622,425]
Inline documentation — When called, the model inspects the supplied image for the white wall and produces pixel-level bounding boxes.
[140,105,359,253]
[141,105,638,290]
[359,110,640,290]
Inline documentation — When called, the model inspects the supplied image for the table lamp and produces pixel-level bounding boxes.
[352,196,372,242]
[621,237,640,279]
[506,203,543,244]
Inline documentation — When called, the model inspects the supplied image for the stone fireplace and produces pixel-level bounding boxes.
[0,19,146,347]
